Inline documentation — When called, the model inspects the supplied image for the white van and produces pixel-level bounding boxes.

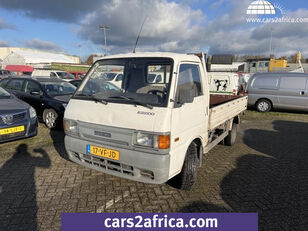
[209,72,241,95]
[31,70,75,82]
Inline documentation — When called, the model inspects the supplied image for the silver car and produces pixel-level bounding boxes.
[247,72,308,112]
[0,86,38,143]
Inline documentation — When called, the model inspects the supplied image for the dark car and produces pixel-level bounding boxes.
[69,80,82,88]
[0,86,37,143]
[0,77,76,129]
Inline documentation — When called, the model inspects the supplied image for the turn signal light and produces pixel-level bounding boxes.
[158,135,170,149]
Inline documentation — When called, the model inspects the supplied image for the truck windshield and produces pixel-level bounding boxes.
[75,58,173,107]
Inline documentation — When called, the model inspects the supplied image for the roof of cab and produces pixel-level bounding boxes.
[96,52,201,63]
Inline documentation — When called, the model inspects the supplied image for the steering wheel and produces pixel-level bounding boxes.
[147,89,166,96]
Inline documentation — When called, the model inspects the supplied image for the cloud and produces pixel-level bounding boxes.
[25,38,64,52]
[1,0,307,57]
[0,0,102,22]
[0,40,9,47]
[78,0,205,53]
[0,18,15,29]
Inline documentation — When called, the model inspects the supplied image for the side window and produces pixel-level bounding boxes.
[50,72,57,78]
[155,75,162,83]
[177,64,202,96]
[6,79,24,91]
[252,76,279,89]
[115,74,123,81]
[0,79,10,87]
[280,77,306,90]
[24,81,41,94]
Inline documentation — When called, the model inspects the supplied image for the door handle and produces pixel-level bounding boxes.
[300,91,305,96]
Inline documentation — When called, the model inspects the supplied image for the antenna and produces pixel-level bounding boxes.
[133,16,148,53]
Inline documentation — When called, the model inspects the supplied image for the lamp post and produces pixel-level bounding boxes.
[99,25,110,56]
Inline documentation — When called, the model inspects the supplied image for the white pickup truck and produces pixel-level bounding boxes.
[64,52,247,190]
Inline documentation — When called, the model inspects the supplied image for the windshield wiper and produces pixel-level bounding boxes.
[93,95,108,105]
[74,93,108,105]
[108,96,153,109]
[108,95,133,100]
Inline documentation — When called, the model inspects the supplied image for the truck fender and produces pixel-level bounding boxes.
[187,137,204,167]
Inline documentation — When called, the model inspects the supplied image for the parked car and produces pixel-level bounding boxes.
[99,72,123,88]
[0,86,37,143]
[0,70,14,79]
[209,72,241,95]
[68,71,86,80]
[0,77,76,128]
[247,72,308,112]
[69,80,82,88]
[31,70,75,82]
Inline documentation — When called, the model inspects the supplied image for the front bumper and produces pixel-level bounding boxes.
[65,135,171,184]
[0,118,38,143]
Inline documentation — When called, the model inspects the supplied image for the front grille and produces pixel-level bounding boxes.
[0,112,27,125]
[82,133,129,146]
[75,153,134,176]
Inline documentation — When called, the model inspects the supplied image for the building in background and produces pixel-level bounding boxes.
[0,47,80,69]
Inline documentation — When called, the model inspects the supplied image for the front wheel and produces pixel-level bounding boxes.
[43,109,58,129]
[170,143,198,190]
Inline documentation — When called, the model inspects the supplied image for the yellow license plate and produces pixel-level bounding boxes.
[0,126,25,135]
[87,145,120,161]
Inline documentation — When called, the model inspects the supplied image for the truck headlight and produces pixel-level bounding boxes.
[29,107,37,119]
[63,119,79,136]
[134,132,170,149]
[62,103,68,109]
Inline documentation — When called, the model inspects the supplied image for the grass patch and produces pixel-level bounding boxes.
[243,110,308,121]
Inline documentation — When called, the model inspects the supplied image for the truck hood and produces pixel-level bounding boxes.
[65,99,171,132]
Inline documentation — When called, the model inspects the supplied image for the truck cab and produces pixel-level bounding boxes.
[64,52,247,190]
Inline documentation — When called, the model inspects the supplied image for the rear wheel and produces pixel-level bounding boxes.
[224,123,238,146]
[43,109,58,129]
[170,142,198,190]
[256,99,272,112]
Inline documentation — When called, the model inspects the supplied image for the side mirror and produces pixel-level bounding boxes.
[177,87,195,105]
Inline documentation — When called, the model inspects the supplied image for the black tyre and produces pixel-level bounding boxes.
[170,142,198,190]
[43,109,58,129]
[256,99,272,112]
[224,123,238,146]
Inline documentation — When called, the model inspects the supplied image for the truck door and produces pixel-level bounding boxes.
[170,63,208,176]
[278,76,308,111]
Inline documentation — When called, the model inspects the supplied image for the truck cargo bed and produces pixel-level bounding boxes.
[210,95,244,108]
[209,95,248,131]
